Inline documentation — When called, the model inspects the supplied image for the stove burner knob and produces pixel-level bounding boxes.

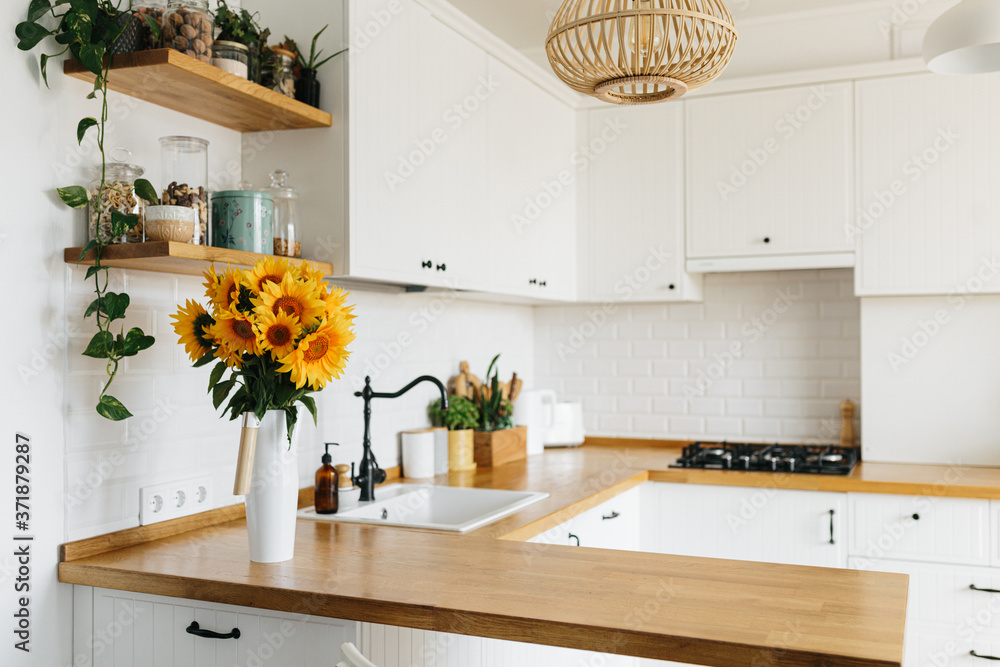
[788,457,796,473]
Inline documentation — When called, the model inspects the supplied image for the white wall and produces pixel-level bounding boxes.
[861,295,1000,466]
[535,270,861,444]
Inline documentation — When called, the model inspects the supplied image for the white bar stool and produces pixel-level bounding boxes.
[336,642,377,667]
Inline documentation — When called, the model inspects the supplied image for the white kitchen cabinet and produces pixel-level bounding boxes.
[487,55,578,301]
[685,82,855,272]
[650,482,847,567]
[848,493,990,567]
[582,105,702,302]
[855,72,1000,296]
[75,586,356,667]
[527,486,642,550]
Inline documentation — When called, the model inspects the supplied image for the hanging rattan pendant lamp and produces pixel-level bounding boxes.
[546,0,738,105]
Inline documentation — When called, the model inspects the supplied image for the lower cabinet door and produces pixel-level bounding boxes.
[902,626,1000,667]
[79,586,357,667]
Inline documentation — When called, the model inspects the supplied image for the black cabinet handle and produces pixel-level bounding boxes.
[829,509,836,545]
[971,651,1000,661]
[529,279,537,285]
[568,533,580,547]
[970,585,1000,594]
[668,284,676,290]
[763,237,771,244]
[602,511,620,521]
[436,263,446,272]
[186,621,240,640]
[421,260,432,269]
[912,513,920,521]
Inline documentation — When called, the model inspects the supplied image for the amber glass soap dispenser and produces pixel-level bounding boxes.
[315,443,339,515]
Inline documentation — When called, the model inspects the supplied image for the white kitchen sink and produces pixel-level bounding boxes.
[298,484,549,532]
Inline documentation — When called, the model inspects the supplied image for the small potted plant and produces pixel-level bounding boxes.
[214,0,270,83]
[285,25,347,108]
[429,394,479,472]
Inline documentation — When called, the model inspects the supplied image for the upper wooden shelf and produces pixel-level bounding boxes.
[65,242,333,277]
[64,49,332,132]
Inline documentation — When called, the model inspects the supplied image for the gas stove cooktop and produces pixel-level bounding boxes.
[670,442,859,475]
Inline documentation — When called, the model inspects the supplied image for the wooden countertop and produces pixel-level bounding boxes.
[58,441,928,667]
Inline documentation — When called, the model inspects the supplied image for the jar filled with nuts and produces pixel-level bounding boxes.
[160,136,210,245]
[88,149,145,245]
[134,0,166,51]
[161,0,213,63]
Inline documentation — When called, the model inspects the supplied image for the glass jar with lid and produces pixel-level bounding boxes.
[160,136,210,245]
[212,40,249,79]
[134,0,166,51]
[264,170,301,258]
[161,0,213,63]
[88,148,145,245]
[263,47,296,98]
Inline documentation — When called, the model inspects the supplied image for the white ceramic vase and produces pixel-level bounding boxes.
[245,410,299,563]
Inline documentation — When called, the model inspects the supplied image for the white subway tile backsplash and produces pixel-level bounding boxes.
[616,359,653,376]
[618,396,652,414]
[536,271,860,444]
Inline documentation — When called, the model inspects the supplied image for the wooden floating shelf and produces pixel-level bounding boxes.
[64,242,333,277]
[64,49,332,132]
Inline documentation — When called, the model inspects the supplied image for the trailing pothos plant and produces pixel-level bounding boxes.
[16,0,162,421]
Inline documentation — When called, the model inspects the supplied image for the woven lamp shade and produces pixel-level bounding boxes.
[546,0,738,105]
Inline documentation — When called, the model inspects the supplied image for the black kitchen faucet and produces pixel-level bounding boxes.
[353,375,449,502]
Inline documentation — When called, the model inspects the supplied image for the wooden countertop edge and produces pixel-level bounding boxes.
[497,471,649,542]
[55,560,898,667]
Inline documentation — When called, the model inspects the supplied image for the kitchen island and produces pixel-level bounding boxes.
[59,442,922,667]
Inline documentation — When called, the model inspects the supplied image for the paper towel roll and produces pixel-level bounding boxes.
[402,430,437,479]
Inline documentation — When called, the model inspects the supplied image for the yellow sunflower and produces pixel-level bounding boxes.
[254,273,326,327]
[245,256,291,294]
[320,284,357,322]
[298,261,325,285]
[209,309,259,361]
[171,300,216,362]
[278,315,355,390]
[214,340,245,369]
[256,308,302,360]
[203,265,244,314]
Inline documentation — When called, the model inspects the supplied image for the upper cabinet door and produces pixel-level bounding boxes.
[685,82,855,263]
[487,56,577,301]
[855,73,1000,296]
[349,0,489,289]
[584,104,699,302]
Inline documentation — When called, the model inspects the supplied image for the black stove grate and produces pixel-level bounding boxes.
[670,441,859,475]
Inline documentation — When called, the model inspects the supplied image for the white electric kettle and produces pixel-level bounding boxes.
[515,390,586,452]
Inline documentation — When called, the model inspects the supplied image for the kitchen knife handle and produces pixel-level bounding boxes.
[970,651,1000,661]
[970,585,1000,594]
[233,413,261,496]
[828,509,836,545]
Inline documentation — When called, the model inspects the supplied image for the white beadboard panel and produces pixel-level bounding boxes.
[65,268,535,539]
[87,588,356,667]
[536,270,860,443]
[860,295,1000,466]
[848,493,990,567]
[686,82,854,259]
[855,72,1000,296]
[849,557,1000,636]
[652,483,847,568]
[359,623,683,666]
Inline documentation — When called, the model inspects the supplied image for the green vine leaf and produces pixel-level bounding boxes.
[96,395,132,421]
[83,296,102,319]
[77,42,104,76]
[122,328,155,357]
[58,185,89,208]
[39,53,52,87]
[140,12,160,41]
[85,265,107,280]
[27,0,52,22]
[76,238,98,261]
[15,21,50,50]
[102,292,129,322]
[82,331,112,359]
[77,117,98,144]
[133,178,159,205]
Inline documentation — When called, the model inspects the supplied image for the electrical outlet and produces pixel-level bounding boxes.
[139,476,214,526]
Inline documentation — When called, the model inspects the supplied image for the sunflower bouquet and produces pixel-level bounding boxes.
[171,257,356,442]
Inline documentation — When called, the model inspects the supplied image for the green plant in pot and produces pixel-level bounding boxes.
[15,0,161,421]
[285,25,347,109]
[429,395,479,473]
[472,355,526,468]
[214,0,270,84]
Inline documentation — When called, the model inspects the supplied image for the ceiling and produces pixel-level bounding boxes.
[447,0,870,54]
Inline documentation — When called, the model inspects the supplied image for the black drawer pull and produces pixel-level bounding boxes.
[970,585,1000,594]
[602,511,620,521]
[421,260,432,269]
[971,651,1000,661]
[568,533,580,547]
[829,509,836,545]
[912,513,920,521]
[436,263,446,272]
[186,621,240,640]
